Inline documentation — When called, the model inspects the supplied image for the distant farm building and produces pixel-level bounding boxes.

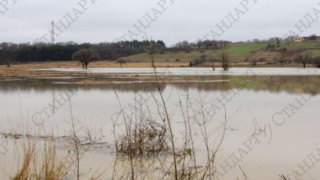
[294,37,305,42]
[294,35,320,42]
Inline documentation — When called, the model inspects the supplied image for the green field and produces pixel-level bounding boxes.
[121,40,320,63]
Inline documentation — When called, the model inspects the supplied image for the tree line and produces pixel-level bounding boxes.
[171,40,230,52]
[0,40,166,65]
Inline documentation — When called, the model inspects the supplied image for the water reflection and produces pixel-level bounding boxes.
[1,76,320,180]
[1,76,319,95]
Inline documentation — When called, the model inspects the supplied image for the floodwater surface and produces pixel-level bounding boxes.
[36,67,320,76]
[0,78,319,179]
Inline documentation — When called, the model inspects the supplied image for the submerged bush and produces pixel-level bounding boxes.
[116,122,169,156]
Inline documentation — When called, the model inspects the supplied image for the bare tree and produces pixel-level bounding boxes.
[251,59,257,67]
[0,45,12,67]
[145,42,158,68]
[72,49,100,69]
[279,59,285,67]
[196,40,202,50]
[117,59,127,68]
[296,54,311,68]
[199,53,207,65]
[220,41,229,49]
[6,58,11,67]
[309,34,318,42]
[221,51,229,71]
[312,56,320,68]
[173,40,190,49]
[208,58,216,70]
[275,38,281,47]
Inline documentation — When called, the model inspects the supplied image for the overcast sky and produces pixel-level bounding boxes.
[0,0,319,46]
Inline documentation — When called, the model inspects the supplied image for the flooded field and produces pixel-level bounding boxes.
[0,70,320,179]
[3,0,320,178]
[37,67,320,76]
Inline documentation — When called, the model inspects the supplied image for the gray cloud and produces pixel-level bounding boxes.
[0,0,319,45]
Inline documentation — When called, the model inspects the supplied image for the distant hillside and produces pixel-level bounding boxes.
[121,40,320,64]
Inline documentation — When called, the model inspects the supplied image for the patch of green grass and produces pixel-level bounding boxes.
[230,76,268,90]
[229,76,320,94]
[122,40,320,63]
[279,40,320,50]
[225,42,267,54]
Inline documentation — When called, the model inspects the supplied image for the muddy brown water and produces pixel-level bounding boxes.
[0,77,319,180]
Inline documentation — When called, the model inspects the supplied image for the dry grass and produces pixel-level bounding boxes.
[37,143,67,180]
[12,142,69,180]
[13,143,35,180]
[0,60,314,87]
[0,61,189,85]
[0,61,188,76]
[0,60,313,77]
